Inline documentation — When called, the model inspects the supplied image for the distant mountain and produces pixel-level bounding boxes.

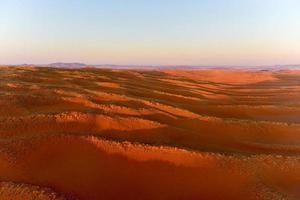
[46,62,87,68]
[274,64,300,70]
[19,63,300,70]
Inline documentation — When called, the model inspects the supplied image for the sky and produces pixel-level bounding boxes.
[0,0,300,66]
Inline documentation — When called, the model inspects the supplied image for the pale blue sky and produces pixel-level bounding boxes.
[0,0,299,65]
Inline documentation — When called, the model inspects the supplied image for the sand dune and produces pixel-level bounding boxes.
[0,66,300,199]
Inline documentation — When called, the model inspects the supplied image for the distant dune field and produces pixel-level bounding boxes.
[0,66,300,200]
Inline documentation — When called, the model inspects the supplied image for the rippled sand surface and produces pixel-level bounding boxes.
[0,66,300,200]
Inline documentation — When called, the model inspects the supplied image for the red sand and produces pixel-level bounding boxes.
[0,66,300,200]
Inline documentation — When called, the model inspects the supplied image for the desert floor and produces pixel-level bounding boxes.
[0,66,300,200]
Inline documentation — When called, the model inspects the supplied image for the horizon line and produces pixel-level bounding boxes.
[1,62,300,68]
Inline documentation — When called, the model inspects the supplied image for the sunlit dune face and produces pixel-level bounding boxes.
[0,66,300,200]
[96,82,122,89]
[163,70,279,84]
[6,83,21,89]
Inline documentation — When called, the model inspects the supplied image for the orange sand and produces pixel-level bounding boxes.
[0,66,300,200]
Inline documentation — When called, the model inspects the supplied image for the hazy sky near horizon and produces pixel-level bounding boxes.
[0,0,300,66]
